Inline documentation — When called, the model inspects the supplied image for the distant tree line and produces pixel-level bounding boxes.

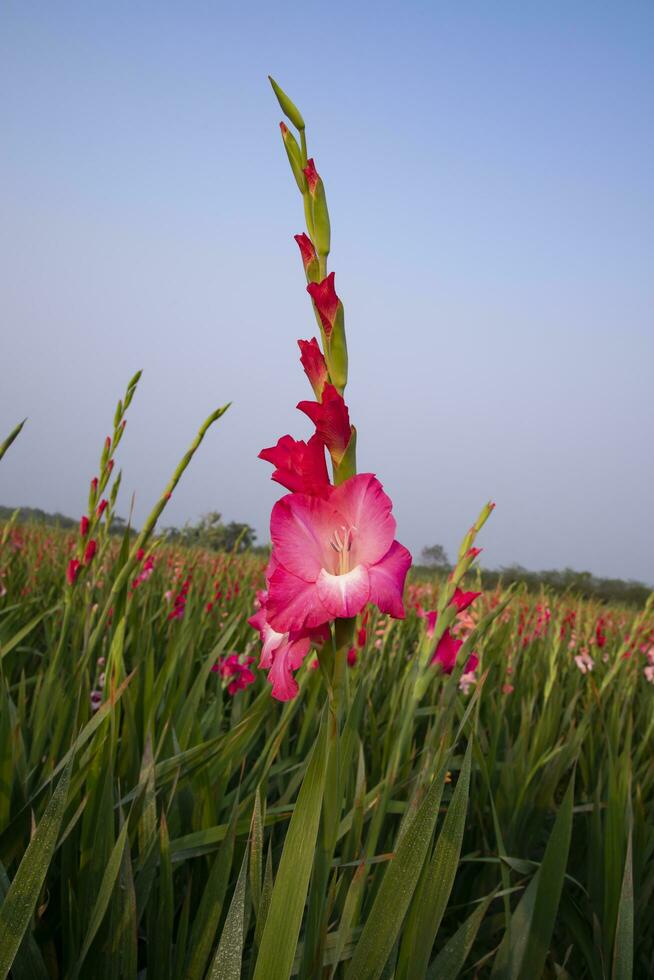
[418,543,652,607]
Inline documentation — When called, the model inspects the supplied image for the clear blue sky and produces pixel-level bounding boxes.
[1,2,652,582]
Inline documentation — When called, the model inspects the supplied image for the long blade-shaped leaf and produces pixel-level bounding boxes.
[253,712,329,980]
[398,740,473,979]
[346,751,455,980]
[0,755,73,979]
[207,847,249,979]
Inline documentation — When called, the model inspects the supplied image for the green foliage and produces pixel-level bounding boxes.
[0,515,652,977]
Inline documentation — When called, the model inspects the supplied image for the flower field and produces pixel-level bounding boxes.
[1,77,653,979]
[0,511,652,978]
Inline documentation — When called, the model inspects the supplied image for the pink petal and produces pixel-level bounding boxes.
[268,635,312,701]
[316,564,370,618]
[270,493,336,582]
[368,541,412,618]
[330,474,396,568]
[266,565,331,633]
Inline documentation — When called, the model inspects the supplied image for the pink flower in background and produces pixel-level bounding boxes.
[297,384,352,463]
[212,653,256,695]
[248,589,328,700]
[298,338,328,398]
[265,473,412,633]
[259,433,330,495]
[574,650,594,674]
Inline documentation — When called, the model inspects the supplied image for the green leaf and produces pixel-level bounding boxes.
[207,847,249,979]
[0,755,73,980]
[426,892,495,979]
[611,824,633,980]
[492,771,575,980]
[397,739,473,979]
[70,820,129,979]
[253,712,329,980]
[346,754,452,980]
[183,798,239,980]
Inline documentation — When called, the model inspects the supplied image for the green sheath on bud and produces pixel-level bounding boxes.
[325,305,348,390]
[333,427,357,485]
[268,76,305,131]
[281,125,307,193]
[311,177,330,258]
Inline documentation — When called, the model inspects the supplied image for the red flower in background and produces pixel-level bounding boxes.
[66,558,80,586]
[83,539,97,565]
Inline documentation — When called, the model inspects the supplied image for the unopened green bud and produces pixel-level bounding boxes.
[268,75,305,131]
[279,123,307,193]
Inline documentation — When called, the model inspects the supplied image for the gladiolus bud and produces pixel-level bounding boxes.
[303,159,330,258]
[307,273,347,390]
[107,458,114,474]
[268,76,305,132]
[80,516,90,537]
[298,338,328,398]
[96,499,108,518]
[294,233,319,282]
[84,539,97,565]
[66,558,80,586]
[280,123,307,193]
[91,477,98,493]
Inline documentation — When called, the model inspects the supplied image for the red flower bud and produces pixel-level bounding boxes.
[66,558,81,586]
[298,338,328,399]
[107,459,114,474]
[84,539,97,565]
[104,436,111,452]
[294,233,317,271]
[80,516,90,537]
[307,273,340,338]
[91,477,98,493]
[303,158,320,195]
[96,499,108,518]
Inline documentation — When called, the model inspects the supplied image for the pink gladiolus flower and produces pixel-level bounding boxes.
[297,384,352,464]
[83,539,97,565]
[248,589,328,701]
[80,516,90,537]
[307,272,340,337]
[259,433,330,495]
[265,473,412,634]
[212,653,256,695]
[298,338,328,399]
[294,234,317,273]
[66,558,81,585]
